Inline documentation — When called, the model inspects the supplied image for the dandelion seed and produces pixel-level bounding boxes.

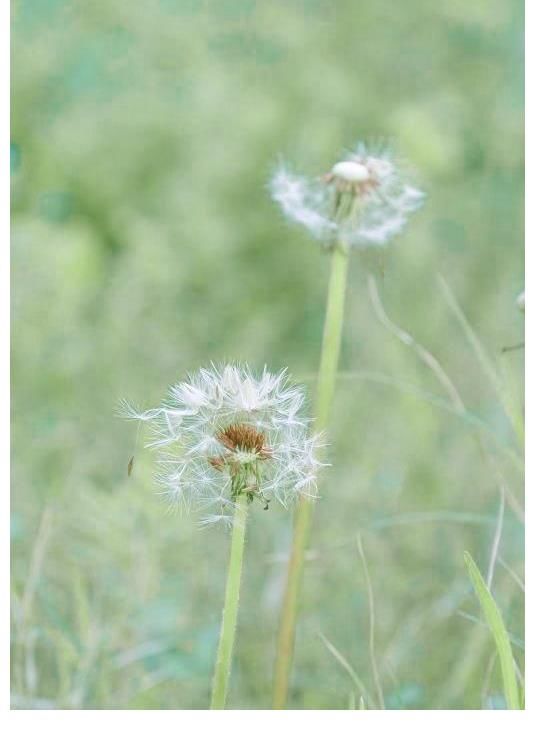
[120,363,324,526]
[270,141,424,250]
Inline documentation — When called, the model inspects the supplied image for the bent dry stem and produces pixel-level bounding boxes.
[273,243,349,709]
[210,494,249,709]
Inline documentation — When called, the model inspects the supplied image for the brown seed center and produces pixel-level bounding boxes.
[217,422,269,454]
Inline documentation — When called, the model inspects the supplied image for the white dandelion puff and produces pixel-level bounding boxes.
[270,141,425,249]
[516,290,525,313]
[120,363,325,526]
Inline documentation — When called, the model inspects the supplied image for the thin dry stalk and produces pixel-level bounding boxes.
[357,533,385,709]
[367,273,465,413]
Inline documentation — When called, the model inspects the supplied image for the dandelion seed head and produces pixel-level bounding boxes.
[516,290,525,313]
[120,363,324,527]
[270,141,424,249]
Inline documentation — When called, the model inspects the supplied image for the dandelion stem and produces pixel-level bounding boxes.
[210,494,249,710]
[272,243,349,709]
[315,246,351,429]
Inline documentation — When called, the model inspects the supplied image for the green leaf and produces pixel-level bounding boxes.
[464,551,521,710]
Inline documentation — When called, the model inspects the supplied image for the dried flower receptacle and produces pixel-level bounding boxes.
[213,423,273,508]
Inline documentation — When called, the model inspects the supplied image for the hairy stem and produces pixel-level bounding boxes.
[210,494,249,710]
[272,243,349,709]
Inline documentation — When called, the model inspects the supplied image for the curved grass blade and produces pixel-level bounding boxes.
[464,551,521,710]
[438,275,524,445]
[318,631,372,706]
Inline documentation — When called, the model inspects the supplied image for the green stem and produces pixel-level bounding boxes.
[272,243,350,709]
[210,494,249,710]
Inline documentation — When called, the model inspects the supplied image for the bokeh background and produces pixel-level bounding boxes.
[11,0,524,710]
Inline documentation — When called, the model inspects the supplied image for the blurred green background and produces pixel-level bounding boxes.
[11,0,524,710]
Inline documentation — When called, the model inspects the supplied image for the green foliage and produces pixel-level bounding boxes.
[11,0,523,709]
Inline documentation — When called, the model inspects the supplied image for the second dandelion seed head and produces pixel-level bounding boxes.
[270,141,425,250]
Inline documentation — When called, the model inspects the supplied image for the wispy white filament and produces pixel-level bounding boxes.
[120,363,324,526]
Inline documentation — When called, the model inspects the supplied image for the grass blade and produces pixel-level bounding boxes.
[318,631,371,704]
[464,551,521,710]
[438,275,524,444]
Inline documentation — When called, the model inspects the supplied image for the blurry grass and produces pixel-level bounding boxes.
[438,274,525,445]
[11,0,523,710]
